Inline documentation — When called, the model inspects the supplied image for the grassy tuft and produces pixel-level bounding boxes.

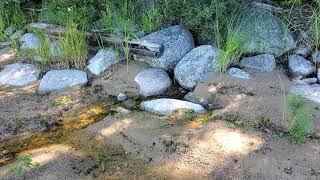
[140,7,163,33]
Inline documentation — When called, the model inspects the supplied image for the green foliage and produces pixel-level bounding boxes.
[140,8,163,33]
[286,95,312,144]
[10,155,40,176]
[53,96,72,106]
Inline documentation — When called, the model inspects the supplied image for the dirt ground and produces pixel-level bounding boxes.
[0,53,320,179]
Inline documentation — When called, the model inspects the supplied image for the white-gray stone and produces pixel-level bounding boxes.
[174,45,220,89]
[117,93,128,101]
[134,68,172,96]
[0,63,40,86]
[237,7,295,57]
[140,98,206,116]
[293,78,318,85]
[240,54,276,72]
[295,43,310,57]
[183,92,209,107]
[137,25,194,70]
[290,84,320,104]
[87,48,118,75]
[20,33,41,50]
[312,50,320,63]
[288,54,315,78]
[38,70,88,93]
[227,68,251,79]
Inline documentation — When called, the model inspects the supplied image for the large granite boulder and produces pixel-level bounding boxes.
[136,25,194,70]
[38,70,88,93]
[140,98,206,115]
[0,63,40,86]
[174,45,219,89]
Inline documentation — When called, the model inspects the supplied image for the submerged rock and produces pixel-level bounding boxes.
[290,84,320,104]
[174,45,219,89]
[87,48,118,76]
[38,70,88,93]
[227,67,251,79]
[134,68,172,97]
[288,54,315,78]
[240,54,276,72]
[137,25,194,70]
[0,63,40,86]
[140,98,206,116]
[20,33,41,50]
[238,7,295,57]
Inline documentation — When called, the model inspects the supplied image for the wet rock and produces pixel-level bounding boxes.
[117,93,128,101]
[312,50,320,63]
[87,48,118,76]
[227,67,251,79]
[174,45,219,89]
[290,84,320,104]
[295,43,310,57]
[137,25,194,70]
[38,70,88,93]
[183,92,209,107]
[240,54,276,72]
[0,63,40,86]
[238,7,295,57]
[140,98,206,116]
[288,54,315,78]
[20,33,41,50]
[134,68,172,96]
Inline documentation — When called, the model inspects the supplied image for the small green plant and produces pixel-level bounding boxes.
[219,113,244,128]
[53,96,72,106]
[40,116,50,126]
[140,8,162,33]
[286,95,312,144]
[10,155,40,176]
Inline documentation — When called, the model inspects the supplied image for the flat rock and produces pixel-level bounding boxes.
[238,7,295,57]
[227,67,251,79]
[140,98,206,115]
[290,84,320,104]
[137,25,194,70]
[312,50,320,63]
[134,68,171,96]
[20,33,41,50]
[174,45,219,89]
[288,54,315,78]
[38,70,88,93]
[240,54,276,72]
[0,63,40,86]
[87,48,118,75]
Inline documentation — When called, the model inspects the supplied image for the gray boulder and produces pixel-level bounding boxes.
[183,92,209,107]
[87,48,118,76]
[174,45,219,89]
[288,54,315,78]
[238,7,295,57]
[140,98,206,116]
[134,68,172,96]
[137,25,194,70]
[38,70,88,93]
[0,63,40,86]
[240,54,276,72]
[295,43,310,57]
[20,33,41,50]
[290,84,320,104]
[227,67,251,79]
[312,50,320,63]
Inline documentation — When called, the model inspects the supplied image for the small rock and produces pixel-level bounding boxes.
[312,50,320,63]
[174,45,220,89]
[38,70,88,93]
[111,106,132,116]
[0,41,12,48]
[134,68,172,97]
[0,63,40,86]
[137,25,194,70]
[123,99,138,109]
[240,54,276,72]
[87,48,118,76]
[4,27,14,36]
[117,93,128,101]
[295,43,310,57]
[183,92,209,107]
[10,30,24,40]
[293,78,318,85]
[288,54,315,78]
[140,98,206,116]
[290,84,320,104]
[227,68,251,79]
[20,33,41,50]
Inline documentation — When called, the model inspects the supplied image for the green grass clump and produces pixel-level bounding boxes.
[140,8,163,33]
[10,155,40,176]
[286,95,312,144]
[53,96,72,106]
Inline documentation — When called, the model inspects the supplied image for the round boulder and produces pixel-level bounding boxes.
[134,68,172,97]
